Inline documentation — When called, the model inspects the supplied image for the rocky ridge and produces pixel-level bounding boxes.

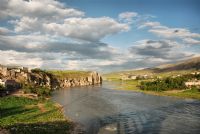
[0,65,102,89]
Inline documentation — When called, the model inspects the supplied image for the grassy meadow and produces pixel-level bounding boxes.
[103,69,200,100]
[0,96,73,134]
[47,70,91,78]
[0,69,93,133]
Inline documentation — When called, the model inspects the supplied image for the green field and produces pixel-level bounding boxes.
[103,69,154,80]
[0,69,94,133]
[163,88,200,100]
[103,69,194,80]
[31,68,92,79]
[107,79,200,100]
[137,87,200,100]
[0,96,73,134]
[118,80,140,90]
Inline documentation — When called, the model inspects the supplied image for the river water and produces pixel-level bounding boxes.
[52,81,200,134]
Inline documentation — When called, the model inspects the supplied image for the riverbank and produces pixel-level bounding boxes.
[0,69,102,133]
[0,96,74,134]
[107,79,200,100]
[52,82,200,134]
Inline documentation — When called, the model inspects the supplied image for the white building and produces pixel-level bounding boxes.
[185,81,200,87]
[0,79,5,86]
[130,75,137,80]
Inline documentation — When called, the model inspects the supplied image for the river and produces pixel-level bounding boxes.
[52,81,200,134]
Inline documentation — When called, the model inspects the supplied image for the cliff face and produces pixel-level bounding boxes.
[0,65,102,89]
[29,71,102,89]
[54,72,102,89]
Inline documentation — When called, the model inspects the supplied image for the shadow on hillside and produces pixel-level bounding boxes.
[0,107,74,134]
[23,106,62,121]
[0,107,32,119]
[4,121,73,134]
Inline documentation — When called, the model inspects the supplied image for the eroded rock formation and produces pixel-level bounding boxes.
[55,72,102,89]
[0,65,102,89]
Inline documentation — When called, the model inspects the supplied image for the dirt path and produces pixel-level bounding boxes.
[164,89,189,93]
[37,103,46,113]
[12,90,38,99]
[0,128,10,134]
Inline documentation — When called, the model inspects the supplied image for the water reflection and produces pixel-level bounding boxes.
[99,101,200,134]
[52,82,200,134]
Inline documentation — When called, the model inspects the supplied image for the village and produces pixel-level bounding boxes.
[0,64,103,97]
[120,74,154,80]
[185,72,200,88]
[120,71,200,88]
[0,65,30,96]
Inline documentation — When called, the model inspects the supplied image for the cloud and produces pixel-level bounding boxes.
[0,50,80,70]
[0,27,11,35]
[129,39,193,60]
[0,0,132,72]
[0,0,84,20]
[95,57,171,72]
[13,17,40,32]
[44,17,130,41]
[118,12,138,24]
[138,21,162,29]
[1,0,130,42]
[139,21,200,43]
[183,38,200,45]
[0,50,43,68]
[0,49,127,72]
[0,34,120,59]
[12,16,129,42]
[149,27,200,39]
[0,0,199,72]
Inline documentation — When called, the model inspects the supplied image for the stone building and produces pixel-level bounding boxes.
[5,79,20,90]
[0,65,8,76]
[0,79,5,86]
[130,75,137,80]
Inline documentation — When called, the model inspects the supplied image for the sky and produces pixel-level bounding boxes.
[0,0,200,72]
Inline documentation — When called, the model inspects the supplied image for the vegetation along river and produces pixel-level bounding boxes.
[52,81,200,134]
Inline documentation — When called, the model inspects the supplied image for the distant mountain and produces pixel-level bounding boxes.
[104,57,200,78]
[154,56,200,72]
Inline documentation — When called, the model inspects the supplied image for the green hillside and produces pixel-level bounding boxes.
[104,56,200,79]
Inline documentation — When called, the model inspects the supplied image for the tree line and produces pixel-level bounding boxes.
[140,73,200,91]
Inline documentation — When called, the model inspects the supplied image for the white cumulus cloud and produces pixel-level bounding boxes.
[118,12,138,24]
[44,17,130,41]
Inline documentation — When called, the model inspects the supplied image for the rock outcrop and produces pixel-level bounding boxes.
[54,72,102,89]
[0,65,102,89]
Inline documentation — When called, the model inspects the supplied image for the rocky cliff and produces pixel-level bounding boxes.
[29,70,102,89]
[0,65,102,89]
[54,72,102,89]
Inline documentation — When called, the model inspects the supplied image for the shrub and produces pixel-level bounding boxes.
[36,86,51,97]
[140,75,188,91]
[22,84,51,97]
[31,68,52,76]
[0,84,5,90]
[190,86,200,92]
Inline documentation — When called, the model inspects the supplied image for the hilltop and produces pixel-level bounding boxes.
[104,56,200,79]
[154,56,200,72]
[103,57,200,100]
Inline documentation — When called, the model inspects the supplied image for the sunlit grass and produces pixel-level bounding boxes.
[105,78,200,100]
[48,70,91,78]
[0,96,73,134]
[156,70,194,78]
